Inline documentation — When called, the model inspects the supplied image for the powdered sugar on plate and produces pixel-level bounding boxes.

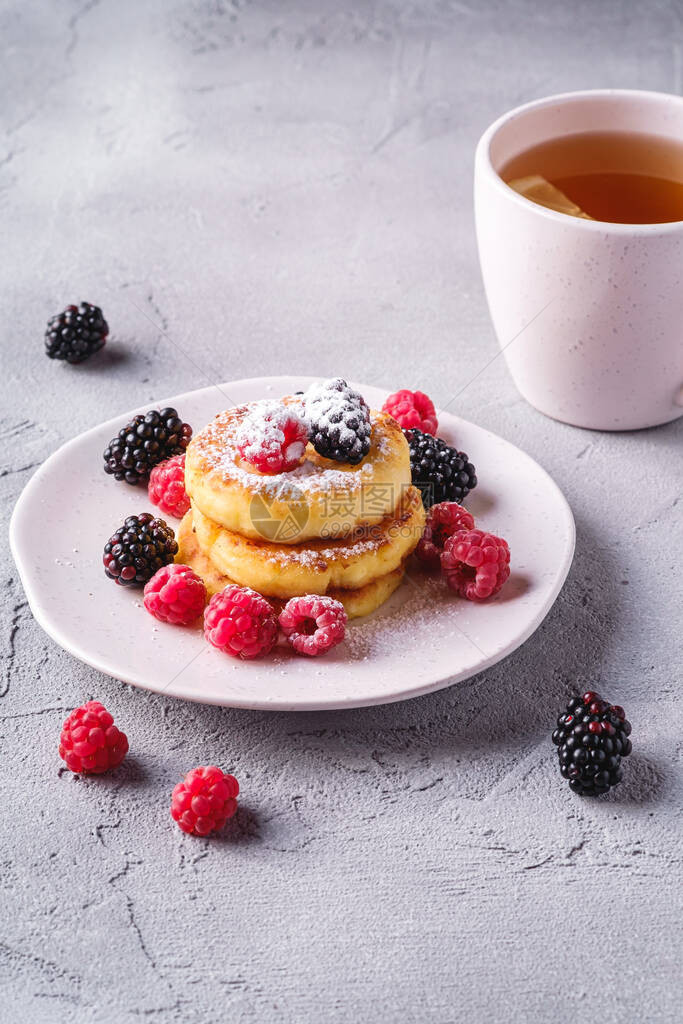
[343,571,446,661]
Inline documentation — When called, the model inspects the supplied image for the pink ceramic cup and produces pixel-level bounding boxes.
[474,89,683,431]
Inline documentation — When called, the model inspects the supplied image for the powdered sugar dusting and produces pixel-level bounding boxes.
[264,532,386,568]
[304,378,371,457]
[304,378,367,416]
[195,397,393,501]
[235,400,307,472]
[257,488,421,568]
[343,571,446,661]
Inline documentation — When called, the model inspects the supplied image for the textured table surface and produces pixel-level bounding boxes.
[2,1,682,1021]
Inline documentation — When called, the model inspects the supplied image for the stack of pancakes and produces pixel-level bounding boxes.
[177,396,425,618]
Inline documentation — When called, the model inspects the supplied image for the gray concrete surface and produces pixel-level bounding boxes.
[2,1,683,1021]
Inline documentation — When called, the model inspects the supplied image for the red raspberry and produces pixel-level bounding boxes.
[382,389,438,434]
[171,766,239,836]
[143,563,207,625]
[59,701,129,774]
[416,501,475,566]
[440,528,510,601]
[148,454,190,519]
[204,585,278,659]
[279,595,347,657]
[236,401,308,474]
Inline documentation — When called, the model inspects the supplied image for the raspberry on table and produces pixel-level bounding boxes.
[279,595,347,657]
[440,528,510,601]
[45,302,108,363]
[171,766,239,836]
[148,454,190,518]
[304,378,372,464]
[416,501,476,566]
[552,692,633,796]
[144,564,207,625]
[103,512,178,587]
[59,701,129,774]
[204,585,278,659]
[404,428,477,508]
[103,407,192,486]
[382,389,438,434]
[236,401,308,474]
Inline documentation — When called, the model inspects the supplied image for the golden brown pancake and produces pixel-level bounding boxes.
[188,485,424,599]
[175,511,406,620]
[185,398,411,544]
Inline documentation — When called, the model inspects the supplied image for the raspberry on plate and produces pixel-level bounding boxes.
[416,501,476,566]
[59,701,129,774]
[236,401,308,474]
[383,389,438,434]
[171,766,239,836]
[279,595,347,657]
[440,528,510,601]
[144,563,207,625]
[204,585,278,659]
[148,454,190,518]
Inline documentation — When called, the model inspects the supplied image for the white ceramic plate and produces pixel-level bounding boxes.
[10,376,575,711]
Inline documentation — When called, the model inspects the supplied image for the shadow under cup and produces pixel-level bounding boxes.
[474,89,683,431]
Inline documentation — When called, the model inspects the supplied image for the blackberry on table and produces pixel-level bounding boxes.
[305,378,371,465]
[552,691,633,796]
[45,302,108,363]
[103,513,178,587]
[404,428,477,508]
[103,407,192,485]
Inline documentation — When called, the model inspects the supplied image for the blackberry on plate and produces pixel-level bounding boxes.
[404,428,477,508]
[103,407,192,485]
[305,378,371,465]
[552,691,633,796]
[45,302,108,363]
[103,513,178,586]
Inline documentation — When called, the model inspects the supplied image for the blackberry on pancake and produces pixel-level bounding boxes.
[304,378,372,464]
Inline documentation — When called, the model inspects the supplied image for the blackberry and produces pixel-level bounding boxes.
[552,691,633,796]
[45,302,108,363]
[305,378,371,464]
[103,513,178,587]
[103,407,192,485]
[404,428,477,508]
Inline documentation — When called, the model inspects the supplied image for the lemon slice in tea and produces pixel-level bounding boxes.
[507,175,593,219]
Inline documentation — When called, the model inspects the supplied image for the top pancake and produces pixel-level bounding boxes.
[185,397,411,544]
